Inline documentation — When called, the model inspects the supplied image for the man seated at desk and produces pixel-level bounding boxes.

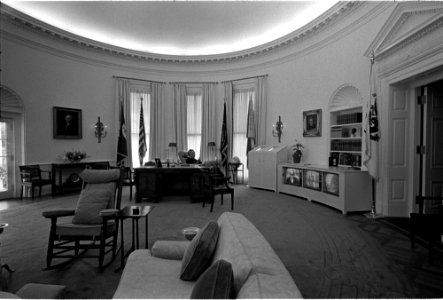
[178,149,201,164]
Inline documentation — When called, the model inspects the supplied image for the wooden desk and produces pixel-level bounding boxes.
[51,161,110,195]
[134,165,207,202]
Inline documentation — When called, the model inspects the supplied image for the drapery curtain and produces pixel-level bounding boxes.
[174,84,188,153]
[149,82,165,160]
[115,79,131,166]
[223,82,233,165]
[200,84,216,162]
[255,76,267,145]
[187,90,202,159]
[232,88,254,167]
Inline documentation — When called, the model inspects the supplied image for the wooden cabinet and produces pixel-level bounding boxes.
[277,163,371,214]
[248,145,287,191]
[330,107,363,168]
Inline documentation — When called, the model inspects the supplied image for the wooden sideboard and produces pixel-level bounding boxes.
[51,161,110,195]
[277,163,372,214]
[134,165,208,203]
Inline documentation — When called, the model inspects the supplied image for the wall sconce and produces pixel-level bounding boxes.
[94,116,107,143]
[272,115,284,143]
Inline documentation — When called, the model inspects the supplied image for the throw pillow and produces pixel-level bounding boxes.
[72,185,113,224]
[180,221,220,281]
[190,259,235,299]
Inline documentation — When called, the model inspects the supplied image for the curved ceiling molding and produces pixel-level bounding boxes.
[1,2,358,65]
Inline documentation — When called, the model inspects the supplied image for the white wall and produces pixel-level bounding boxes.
[1,2,395,166]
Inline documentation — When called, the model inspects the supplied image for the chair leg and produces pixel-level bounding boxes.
[221,194,224,205]
[210,195,215,212]
[39,185,42,198]
[45,220,56,269]
[31,186,35,200]
[129,186,133,201]
[20,186,24,200]
[99,236,105,268]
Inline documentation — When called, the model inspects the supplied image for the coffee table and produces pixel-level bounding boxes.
[116,205,154,271]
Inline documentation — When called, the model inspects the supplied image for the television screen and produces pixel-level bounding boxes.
[284,168,302,186]
[304,170,322,190]
[323,172,339,196]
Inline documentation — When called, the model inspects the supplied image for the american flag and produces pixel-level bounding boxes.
[139,99,147,166]
[220,103,228,174]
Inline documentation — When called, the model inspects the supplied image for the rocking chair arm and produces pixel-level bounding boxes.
[99,209,119,217]
[42,209,75,219]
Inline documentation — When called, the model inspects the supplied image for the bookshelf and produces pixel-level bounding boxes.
[330,107,363,168]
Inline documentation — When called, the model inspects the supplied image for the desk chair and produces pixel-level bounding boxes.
[201,168,234,212]
[122,167,135,201]
[19,165,52,200]
[42,168,123,270]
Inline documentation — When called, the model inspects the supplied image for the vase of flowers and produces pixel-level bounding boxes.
[63,149,87,162]
[291,140,303,163]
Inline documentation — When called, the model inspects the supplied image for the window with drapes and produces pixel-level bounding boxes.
[233,86,255,169]
[187,88,202,159]
[130,91,150,167]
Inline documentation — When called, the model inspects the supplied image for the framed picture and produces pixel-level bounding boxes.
[303,109,322,137]
[284,167,302,186]
[323,172,339,196]
[53,106,82,139]
[303,169,322,191]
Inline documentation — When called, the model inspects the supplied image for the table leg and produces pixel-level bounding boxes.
[135,218,140,249]
[145,215,148,249]
[131,219,136,251]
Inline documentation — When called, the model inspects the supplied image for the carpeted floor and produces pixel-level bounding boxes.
[0,186,442,298]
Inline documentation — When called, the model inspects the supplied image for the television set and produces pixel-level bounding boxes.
[303,169,322,190]
[323,172,339,196]
[284,167,302,186]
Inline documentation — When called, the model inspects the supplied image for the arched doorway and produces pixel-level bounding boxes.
[0,85,25,200]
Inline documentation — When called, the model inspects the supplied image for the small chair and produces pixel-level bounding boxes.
[42,168,123,270]
[122,167,135,201]
[19,165,52,200]
[410,195,443,263]
[201,167,234,212]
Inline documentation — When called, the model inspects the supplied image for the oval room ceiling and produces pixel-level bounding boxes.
[3,1,338,56]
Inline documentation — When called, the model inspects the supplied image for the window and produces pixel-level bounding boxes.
[233,86,255,170]
[130,91,150,167]
[187,88,202,159]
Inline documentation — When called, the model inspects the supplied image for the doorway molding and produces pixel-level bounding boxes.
[364,2,443,217]
[1,85,25,199]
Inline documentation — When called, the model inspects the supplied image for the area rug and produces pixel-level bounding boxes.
[0,186,414,298]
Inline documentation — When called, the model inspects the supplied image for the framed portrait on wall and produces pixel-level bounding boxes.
[53,106,82,139]
[303,109,322,137]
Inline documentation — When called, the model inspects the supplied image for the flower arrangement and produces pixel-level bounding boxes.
[63,149,87,162]
[291,139,304,163]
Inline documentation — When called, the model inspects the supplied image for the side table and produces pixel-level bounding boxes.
[0,223,15,273]
[116,205,154,271]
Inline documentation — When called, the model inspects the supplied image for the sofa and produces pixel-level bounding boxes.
[113,212,303,299]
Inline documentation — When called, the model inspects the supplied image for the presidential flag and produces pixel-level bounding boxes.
[139,100,147,166]
[364,94,380,180]
[220,103,228,175]
[116,102,128,166]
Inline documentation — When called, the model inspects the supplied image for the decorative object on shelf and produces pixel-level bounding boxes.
[272,115,284,143]
[303,109,322,137]
[62,149,87,162]
[291,140,304,163]
[94,117,107,143]
[53,106,82,139]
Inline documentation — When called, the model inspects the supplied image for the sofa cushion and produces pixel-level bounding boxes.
[190,259,235,299]
[180,221,220,281]
[113,250,194,299]
[72,184,114,224]
[237,273,303,299]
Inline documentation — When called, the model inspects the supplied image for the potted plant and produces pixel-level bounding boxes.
[291,140,303,163]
